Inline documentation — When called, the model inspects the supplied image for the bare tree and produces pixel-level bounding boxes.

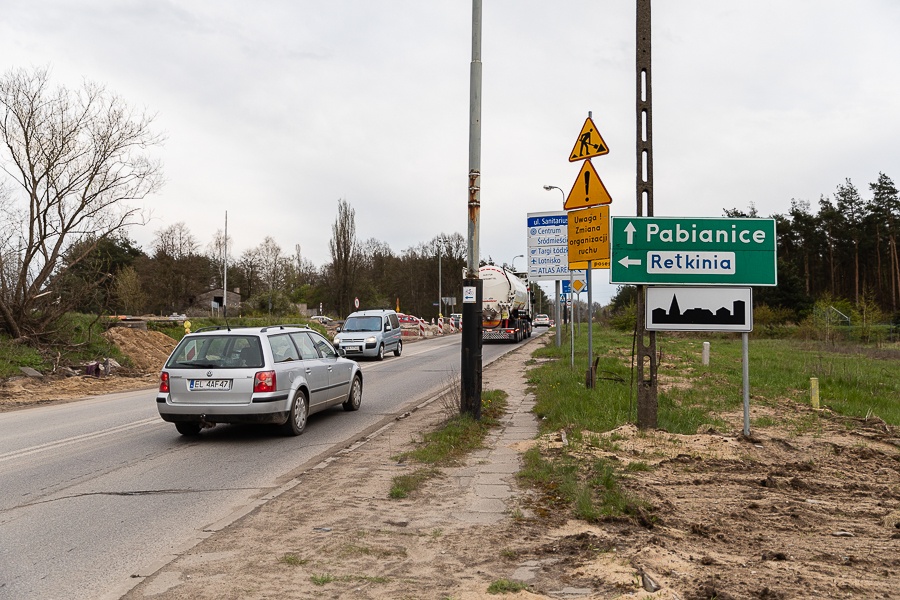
[257,236,285,314]
[235,247,262,302]
[0,66,164,339]
[206,228,232,290]
[328,199,359,316]
[143,223,211,315]
[154,222,198,260]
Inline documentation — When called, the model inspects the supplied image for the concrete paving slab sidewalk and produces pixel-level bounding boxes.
[447,344,540,524]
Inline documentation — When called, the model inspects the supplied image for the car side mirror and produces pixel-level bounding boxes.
[336,325,342,332]
[336,347,347,358]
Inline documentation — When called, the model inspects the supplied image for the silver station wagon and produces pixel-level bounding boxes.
[157,324,362,436]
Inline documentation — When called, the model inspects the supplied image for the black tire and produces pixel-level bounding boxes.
[343,375,362,411]
[376,344,385,361]
[282,390,309,436]
[175,421,202,436]
[393,339,402,357]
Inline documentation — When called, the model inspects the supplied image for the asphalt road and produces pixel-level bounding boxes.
[0,332,547,600]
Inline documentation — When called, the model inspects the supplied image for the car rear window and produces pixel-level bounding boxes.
[166,335,264,369]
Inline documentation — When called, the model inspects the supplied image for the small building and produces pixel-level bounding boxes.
[190,288,241,317]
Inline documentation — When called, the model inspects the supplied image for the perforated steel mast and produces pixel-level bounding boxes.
[636,0,658,427]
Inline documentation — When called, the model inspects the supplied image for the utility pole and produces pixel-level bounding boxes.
[461,0,483,419]
[223,211,228,319]
[636,0,658,428]
[438,238,442,319]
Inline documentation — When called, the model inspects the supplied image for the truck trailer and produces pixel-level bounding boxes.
[479,265,532,343]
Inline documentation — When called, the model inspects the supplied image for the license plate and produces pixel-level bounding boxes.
[189,379,232,391]
[346,345,361,352]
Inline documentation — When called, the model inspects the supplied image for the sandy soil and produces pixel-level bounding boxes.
[4,328,900,598]
[0,326,172,411]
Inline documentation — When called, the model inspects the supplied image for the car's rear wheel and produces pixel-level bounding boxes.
[283,390,309,436]
[393,339,402,357]
[376,344,385,361]
[343,375,362,411]
[175,421,202,436]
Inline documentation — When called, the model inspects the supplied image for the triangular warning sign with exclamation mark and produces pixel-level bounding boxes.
[563,159,613,209]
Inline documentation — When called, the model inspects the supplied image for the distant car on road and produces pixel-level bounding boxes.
[449,313,462,328]
[157,324,362,437]
[334,309,403,360]
[533,314,551,327]
[309,315,334,325]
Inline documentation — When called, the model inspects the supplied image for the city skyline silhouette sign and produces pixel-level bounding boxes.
[645,286,753,332]
[610,217,777,285]
[568,116,609,162]
[563,159,613,210]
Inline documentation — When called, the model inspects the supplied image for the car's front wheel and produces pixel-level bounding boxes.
[282,390,309,436]
[175,421,202,436]
[343,375,362,411]
[393,339,402,357]
[376,344,385,361]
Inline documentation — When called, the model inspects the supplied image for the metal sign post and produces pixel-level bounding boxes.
[742,332,750,436]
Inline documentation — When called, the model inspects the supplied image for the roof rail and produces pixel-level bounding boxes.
[260,324,310,333]
[193,325,234,333]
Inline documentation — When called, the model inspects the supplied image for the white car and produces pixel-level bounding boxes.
[533,314,551,327]
[309,315,334,325]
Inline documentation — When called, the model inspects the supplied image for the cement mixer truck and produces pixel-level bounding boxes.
[479,265,533,343]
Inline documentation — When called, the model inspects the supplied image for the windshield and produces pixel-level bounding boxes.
[342,316,382,332]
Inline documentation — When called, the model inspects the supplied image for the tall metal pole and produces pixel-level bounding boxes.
[554,280,561,347]
[438,240,442,319]
[223,211,228,319]
[461,0,483,419]
[636,0,658,427]
[587,263,593,368]
[585,112,593,372]
[569,271,575,367]
[543,185,568,350]
[742,332,750,436]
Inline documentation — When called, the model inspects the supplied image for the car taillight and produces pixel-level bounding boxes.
[159,371,170,393]
[254,371,276,393]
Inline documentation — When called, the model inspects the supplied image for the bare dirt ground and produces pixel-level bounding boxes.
[4,329,900,598]
[0,326,172,411]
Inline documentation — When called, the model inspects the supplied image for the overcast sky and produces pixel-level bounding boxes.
[2,1,898,305]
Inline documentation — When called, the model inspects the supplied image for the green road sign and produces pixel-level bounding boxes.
[610,217,777,285]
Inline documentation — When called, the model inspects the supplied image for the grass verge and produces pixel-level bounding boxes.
[389,388,508,499]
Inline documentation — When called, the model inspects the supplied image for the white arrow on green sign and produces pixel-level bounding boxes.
[610,216,778,285]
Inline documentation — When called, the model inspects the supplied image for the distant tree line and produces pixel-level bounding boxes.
[66,197,549,324]
[29,199,476,323]
[728,173,900,321]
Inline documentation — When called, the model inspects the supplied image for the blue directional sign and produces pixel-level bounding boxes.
[610,217,777,285]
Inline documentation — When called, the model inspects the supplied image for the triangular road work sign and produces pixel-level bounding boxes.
[564,159,613,210]
[568,116,609,162]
